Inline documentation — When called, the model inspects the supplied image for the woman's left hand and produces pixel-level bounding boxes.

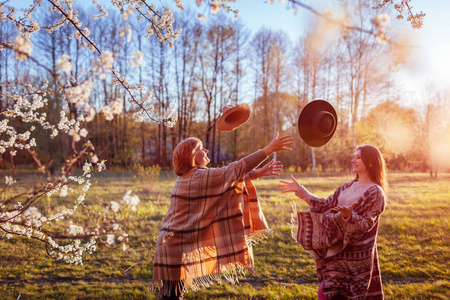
[256,159,283,178]
[335,202,358,219]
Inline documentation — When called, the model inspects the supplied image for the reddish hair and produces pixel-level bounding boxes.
[355,145,388,193]
[172,137,201,176]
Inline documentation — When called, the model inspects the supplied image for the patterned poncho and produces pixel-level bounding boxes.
[151,150,270,295]
[293,181,386,300]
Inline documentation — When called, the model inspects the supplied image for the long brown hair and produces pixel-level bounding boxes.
[355,145,388,193]
[172,137,201,176]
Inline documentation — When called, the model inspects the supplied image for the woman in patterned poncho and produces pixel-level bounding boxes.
[279,145,388,300]
[151,132,293,299]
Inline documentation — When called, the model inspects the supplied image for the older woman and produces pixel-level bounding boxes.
[279,145,388,300]
[151,132,293,299]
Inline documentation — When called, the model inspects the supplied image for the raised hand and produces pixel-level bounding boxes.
[256,159,283,178]
[263,131,294,155]
[278,175,313,204]
[278,175,301,193]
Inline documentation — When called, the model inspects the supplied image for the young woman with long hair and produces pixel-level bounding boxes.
[279,145,388,300]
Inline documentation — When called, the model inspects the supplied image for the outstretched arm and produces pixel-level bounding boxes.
[253,159,283,179]
[278,175,314,205]
[240,131,293,174]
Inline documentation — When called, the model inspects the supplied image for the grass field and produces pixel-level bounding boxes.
[1,171,449,299]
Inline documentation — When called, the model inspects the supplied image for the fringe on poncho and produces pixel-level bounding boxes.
[150,151,270,296]
[290,181,386,300]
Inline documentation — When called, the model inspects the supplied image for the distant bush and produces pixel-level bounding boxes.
[134,164,161,192]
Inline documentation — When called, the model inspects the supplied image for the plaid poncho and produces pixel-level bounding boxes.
[292,181,386,300]
[151,150,270,295]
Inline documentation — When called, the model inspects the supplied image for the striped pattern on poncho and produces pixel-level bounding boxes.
[150,150,270,295]
[292,181,386,300]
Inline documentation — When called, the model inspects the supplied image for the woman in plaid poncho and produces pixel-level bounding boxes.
[151,132,293,299]
[279,145,388,300]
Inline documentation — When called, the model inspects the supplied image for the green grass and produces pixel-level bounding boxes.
[1,172,449,299]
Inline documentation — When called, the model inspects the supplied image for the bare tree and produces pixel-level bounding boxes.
[222,19,250,161]
[291,30,333,172]
[250,28,275,147]
[338,0,393,149]
[173,11,202,142]
[199,15,236,165]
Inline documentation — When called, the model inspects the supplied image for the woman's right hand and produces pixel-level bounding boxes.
[263,131,294,155]
[255,159,283,178]
[278,175,301,193]
[279,175,312,204]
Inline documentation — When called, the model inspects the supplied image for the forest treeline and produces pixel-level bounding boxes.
[1,0,449,176]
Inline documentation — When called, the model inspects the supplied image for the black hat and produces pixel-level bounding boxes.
[298,100,337,147]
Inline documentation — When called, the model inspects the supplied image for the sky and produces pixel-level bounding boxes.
[226,0,450,107]
[9,0,450,107]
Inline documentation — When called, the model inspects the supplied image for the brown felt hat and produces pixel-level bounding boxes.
[217,104,251,131]
[298,100,337,147]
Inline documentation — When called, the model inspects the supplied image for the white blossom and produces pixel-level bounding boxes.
[29,138,36,147]
[68,129,81,142]
[123,190,140,212]
[372,14,391,44]
[119,27,127,37]
[97,160,106,172]
[110,201,120,213]
[129,50,143,68]
[79,128,88,138]
[68,222,84,236]
[60,185,68,197]
[106,234,115,245]
[101,106,114,121]
[57,54,73,73]
[99,98,123,121]
[100,50,114,68]
[23,206,42,220]
[5,176,16,186]
[91,155,99,164]
[210,0,220,15]
[110,98,123,115]
[13,35,32,61]
[82,163,92,175]
[85,108,96,122]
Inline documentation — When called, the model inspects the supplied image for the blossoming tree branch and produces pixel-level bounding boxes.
[0,0,424,265]
[284,0,424,43]
[0,0,238,265]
